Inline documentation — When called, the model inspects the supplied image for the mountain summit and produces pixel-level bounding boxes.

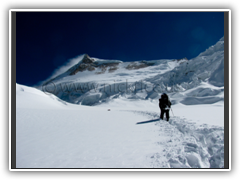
[67,54,96,75]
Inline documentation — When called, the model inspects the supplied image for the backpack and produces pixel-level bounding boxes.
[160,93,170,109]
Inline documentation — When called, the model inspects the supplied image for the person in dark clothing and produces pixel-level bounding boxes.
[159,93,171,121]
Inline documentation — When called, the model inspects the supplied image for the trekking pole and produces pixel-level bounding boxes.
[170,107,174,117]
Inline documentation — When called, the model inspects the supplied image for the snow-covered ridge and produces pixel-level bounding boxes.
[16,83,68,109]
[40,37,224,106]
[198,37,224,57]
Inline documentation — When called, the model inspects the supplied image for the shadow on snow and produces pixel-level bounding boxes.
[136,118,160,125]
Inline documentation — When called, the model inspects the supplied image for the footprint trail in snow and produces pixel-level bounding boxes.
[131,110,224,168]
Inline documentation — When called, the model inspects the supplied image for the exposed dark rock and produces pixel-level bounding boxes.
[108,66,118,73]
[125,62,149,70]
[87,66,95,71]
[95,63,119,74]
[69,63,89,75]
[95,65,107,74]
[67,54,96,75]
[82,54,95,64]
[66,54,121,75]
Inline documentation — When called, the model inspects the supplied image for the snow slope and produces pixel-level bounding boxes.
[16,84,224,168]
[16,37,225,169]
[16,84,163,168]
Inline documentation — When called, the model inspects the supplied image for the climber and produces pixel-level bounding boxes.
[159,93,171,121]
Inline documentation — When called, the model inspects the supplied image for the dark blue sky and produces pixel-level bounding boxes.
[16,11,224,86]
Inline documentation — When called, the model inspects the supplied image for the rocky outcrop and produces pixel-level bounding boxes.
[67,54,120,75]
[67,54,95,75]
[125,61,155,70]
[108,65,118,73]
[82,54,95,64]
[95,63,119,74]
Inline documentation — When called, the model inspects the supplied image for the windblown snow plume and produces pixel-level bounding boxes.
[46,54,85,81]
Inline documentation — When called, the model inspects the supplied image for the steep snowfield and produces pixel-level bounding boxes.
[16,84,224,168]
